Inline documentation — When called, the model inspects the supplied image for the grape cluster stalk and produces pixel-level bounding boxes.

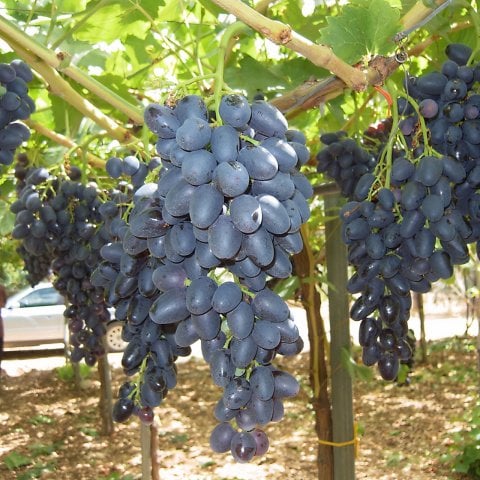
[94,93,312,462]
[317,43,480,381]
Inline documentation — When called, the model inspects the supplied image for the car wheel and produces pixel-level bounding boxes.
[105,321,128,352]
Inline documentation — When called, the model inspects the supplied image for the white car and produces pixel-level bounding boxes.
[3,282,127,352]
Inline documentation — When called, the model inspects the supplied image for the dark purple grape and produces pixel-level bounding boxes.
[400,209,426,239]
[350,296,376,321]
[230,431,257,463]
[144,103,179,138]
[379,295,400,325]
[213,161,250,197]
[416,156,443,186]
[252,429,269,456]
[419,98,439,118]
[230,336,257,368]
[416,72,447,96]
[208,214,243,260]
[272,370,299,398]
[420,194,444,222]
[219,94,251,128]
[463,120,480,144]
[211,124,240,163]
[378,351,399,381]
[210,422,236,453]
[223,377,252,409]
[400,181,426,210]
[343,217,370,242]
[391,157,415,184]
[358,317,380,347]
[443,79,468,101]
[149,288,189,324]
[353,173,375,201]
[362,344,380,366]
[249,100,287,137]
[445,43,472,66]
[112,397,135,422]
[137,406,154,425]
[237,145,278,180]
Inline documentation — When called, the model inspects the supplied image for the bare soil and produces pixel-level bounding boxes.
[0,336,477,480]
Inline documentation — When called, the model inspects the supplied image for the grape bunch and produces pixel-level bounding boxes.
[316,131,377,198]
[92,156,188,424]
[0,59,35,165]
[97,93,312,462]
[11,165,58,277]
[316,43,480,381]
[11,165,112,365]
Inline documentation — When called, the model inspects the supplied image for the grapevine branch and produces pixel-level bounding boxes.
[271,56,400,117]
[24,119,105,168]
[0,15,144,125]
[209,0,369,91]
[3,36,137,145]
[270,0,461,116]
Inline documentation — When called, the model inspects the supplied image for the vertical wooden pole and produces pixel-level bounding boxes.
[295,225,333,480]
[415,293,427,364]
[141,423,152,480]
[98,339,114,436]
[475,269,480,387]
[324,194,355,480]
[151,422,160,480]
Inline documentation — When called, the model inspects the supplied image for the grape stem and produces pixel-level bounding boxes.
[213,21,250,123]
[396,90,438,159]
[4,35,137,145]
[270,0,467,117]
[372,80,401,193]
[209,0,368,91]
[24,119,105,167]
[0,14,144,124]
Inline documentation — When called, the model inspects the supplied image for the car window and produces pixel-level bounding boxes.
[18,287,65,307]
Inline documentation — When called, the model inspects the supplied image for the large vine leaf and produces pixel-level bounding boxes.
[224,54,287,98]
[0,199,15,235]
[319,0,401,64]
[72,2,156,42]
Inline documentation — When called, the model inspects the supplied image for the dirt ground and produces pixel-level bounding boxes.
[0,336,477,480]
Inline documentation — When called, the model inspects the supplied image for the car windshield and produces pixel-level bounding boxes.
[18,287,65,308]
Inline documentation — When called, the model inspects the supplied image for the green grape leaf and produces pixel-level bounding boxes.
[320,0,401,64]
[49,94,84,137]
[72,3,151,42]
[225,54,287,98]
[56,0,87,12]
[0,203,14,236]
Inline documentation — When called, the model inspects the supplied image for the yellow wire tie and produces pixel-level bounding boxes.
[317,423,359,458]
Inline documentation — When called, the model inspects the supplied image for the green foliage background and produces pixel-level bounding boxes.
[0,0,477,290]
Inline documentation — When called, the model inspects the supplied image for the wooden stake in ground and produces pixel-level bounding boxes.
[324,194,355,480]
[295,224,333,479]
[414,293,427,364]
[98,339,114,436]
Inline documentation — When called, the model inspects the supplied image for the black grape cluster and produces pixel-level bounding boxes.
[316,131,377,197]
[0,59,35,165]
[11,166,112,365]
[316,43,480,382]
[12,155,53,285]
[91,155,185,426]
[98,94,312,462]
[11,165,58,276]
